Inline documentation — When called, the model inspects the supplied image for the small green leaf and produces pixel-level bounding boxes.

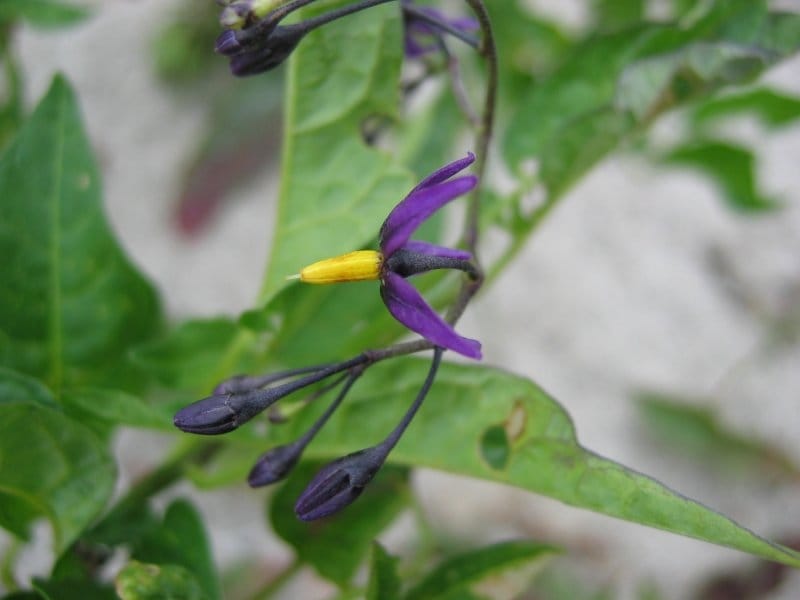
[0,75,161,395]
[33,577,116,600]
[0,0,89,27]
[115,561,206,600]
[692,87,800,127]
[665,140,778,212]
[404,540,558,600]
[637,392,800,480]
[284,359,800,568]
[270,462,409,586]
[61,388,172,432]
[132,499,221,600]
[130,318,248,392]
[591,0,645,31]
[0,369,115,553]
[366,542,401,600]
[259,1,412,301]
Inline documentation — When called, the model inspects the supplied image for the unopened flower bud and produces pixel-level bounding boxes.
[173,389,272,434]
[215,30,244,56]
[294,446,388,520]
[228,25,306,76]
[248,442,303,487]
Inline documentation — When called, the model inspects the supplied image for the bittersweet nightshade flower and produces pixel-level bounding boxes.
[296,347,443,520]
[297,153,482,359]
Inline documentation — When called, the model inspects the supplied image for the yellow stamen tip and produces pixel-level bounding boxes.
[286,273,301,281]
[298,250,382,285]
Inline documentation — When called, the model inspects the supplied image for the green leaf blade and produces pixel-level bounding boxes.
[0,369,115,554]
[367,542,402,600]
[0,0,89,27]
[286,359,800,568]
[259,1,413,302]
[0,75,161,394]
[405,540,558,600]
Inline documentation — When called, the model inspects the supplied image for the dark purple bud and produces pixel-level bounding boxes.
[248,442,303,487]
[294,446,388,521]
[215,30,245,56]
[173,389,271,434]
[228,25,306,76]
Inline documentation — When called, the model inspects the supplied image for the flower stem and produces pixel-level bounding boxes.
[462,0,497,257]
[302,0,398,31]
[378,347,443,453]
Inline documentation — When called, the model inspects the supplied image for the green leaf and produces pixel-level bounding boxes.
[637,392,800,480]
[404,540,558,600]
[132,499,221,600]
[366,542,401,600]
[270,462,409,586]
[0,369,115,553]
[258,1,412,301]
[280,359,800,568]
[0,75,161,395]
[692,87,800,127]
[115,561,206,600]
[591,0,645,32]
[665,140,778,212]
[33,577,116,600]
[0,0,89,27]
[130,318,250,393]
[61,387,172,432]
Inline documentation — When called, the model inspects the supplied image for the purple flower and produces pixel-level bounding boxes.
[298,153,482,359]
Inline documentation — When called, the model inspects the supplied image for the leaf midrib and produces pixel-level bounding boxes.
[48,84,66,396]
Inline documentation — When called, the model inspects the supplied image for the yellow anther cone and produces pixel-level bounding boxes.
[298,250,382,284]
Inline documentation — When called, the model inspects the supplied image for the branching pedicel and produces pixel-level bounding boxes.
[175,0,497,520]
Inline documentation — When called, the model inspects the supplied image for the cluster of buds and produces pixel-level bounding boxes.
[213,0,478,75]
[175,155,481,519]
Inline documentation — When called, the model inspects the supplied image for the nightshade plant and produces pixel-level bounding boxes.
[2,0,800,598]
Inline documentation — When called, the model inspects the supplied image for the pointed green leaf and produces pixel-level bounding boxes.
[367,542,402,600]
[259,1,412,301]
[0,0,89,27]
[0,75,161,395]
[405,540,558,600]
[0,369,115,554]
[692,88,800,127]
[665,140,778,211]
[637,392,800,479]
[277,359,800,568]
[132,499,221,600]
[115,561,206,600]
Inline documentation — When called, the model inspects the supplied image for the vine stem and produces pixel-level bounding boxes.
[462,0,497,257]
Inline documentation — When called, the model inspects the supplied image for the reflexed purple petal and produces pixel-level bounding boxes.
[380,175,477,257]
[402,240,472,261]
[381,272,481,359]
[411,152,475,192]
